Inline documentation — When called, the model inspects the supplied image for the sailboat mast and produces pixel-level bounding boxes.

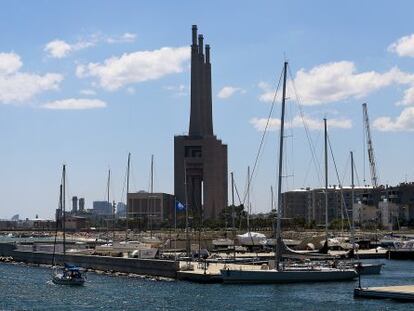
[150,154,154,238]
[126,153,131,240]
[151,154,154,193]
[107,169,110,204]
[247,166,250,231]
[271,186,274,213]
[107,169,111,243]
[324,118,328,243]
[351,151,355,250]
[275,61,288,271]
[231,172,235,230]
[62,164,66,256]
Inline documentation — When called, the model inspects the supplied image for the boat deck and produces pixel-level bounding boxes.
[354,285,414,301]
[330,248,388,259]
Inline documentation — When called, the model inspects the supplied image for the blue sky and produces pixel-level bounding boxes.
[1,0,414,219]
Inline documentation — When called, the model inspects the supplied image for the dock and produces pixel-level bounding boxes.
[354,285,414,301]
[176,262,264,283]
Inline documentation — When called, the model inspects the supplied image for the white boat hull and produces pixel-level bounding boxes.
[220,268,357,284]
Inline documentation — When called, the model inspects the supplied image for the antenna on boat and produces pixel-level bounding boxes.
[275,61,288,271]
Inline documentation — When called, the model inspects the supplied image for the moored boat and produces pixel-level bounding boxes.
[52,263,86,286]
[355,263,383,275]
[220,266,357,284]
[51,165,86,286]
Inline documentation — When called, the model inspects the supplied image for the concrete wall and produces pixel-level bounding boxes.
[0,243,178,278]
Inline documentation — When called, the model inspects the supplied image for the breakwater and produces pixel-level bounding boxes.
[0,243,178,278]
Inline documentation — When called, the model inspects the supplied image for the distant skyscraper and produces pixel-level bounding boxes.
[79,198,85,212]
[92,201,112,215]
[72,196,78,213]
[174,25,228,221]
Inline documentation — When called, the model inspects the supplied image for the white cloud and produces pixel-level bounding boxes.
[258,81,280,102]
[79,89,96,96]
[44,39,95,58]
[0,52,63,104]
[217,86,245,99]
[388,34,414,57]
[44,32,137,58]
[0,52,22,75]
[373,107,414,132]
[259,62,414,106]
[397,85,414,106]
[250,115,352,131]
[44,40,73,58]
[107,32,137,44]
[76,46,190,91]
[41,98,106,110]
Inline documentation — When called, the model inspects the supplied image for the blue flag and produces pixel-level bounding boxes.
[175,200,186,211]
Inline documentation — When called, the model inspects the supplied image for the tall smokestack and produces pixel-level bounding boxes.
[198,34,204,57]
[189,25,202,136]
[205,44,210,64]
[189,26,213,136]
[192,25,197,46]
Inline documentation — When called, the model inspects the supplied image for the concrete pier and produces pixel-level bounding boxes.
[0,243,178,278]
[354,285,414,301]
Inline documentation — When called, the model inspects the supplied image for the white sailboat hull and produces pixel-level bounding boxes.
[220,268,357,284]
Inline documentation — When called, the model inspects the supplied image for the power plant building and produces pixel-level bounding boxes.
[174,25,228,221]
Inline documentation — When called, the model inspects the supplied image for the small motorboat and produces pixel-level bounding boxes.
[52,263,86,286]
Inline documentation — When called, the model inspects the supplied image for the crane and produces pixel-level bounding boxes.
[362,103,379,188]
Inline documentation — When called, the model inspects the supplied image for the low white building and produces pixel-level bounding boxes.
[379,200,409,230]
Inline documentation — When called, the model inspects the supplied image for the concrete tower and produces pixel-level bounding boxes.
[174,25,228,221]
[72,196,78,213]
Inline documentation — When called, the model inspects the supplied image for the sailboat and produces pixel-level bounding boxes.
[52,164,86,286]
[220,62,357,284]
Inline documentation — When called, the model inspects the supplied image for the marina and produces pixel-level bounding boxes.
[1,1,414,309]
[0,258,411,310]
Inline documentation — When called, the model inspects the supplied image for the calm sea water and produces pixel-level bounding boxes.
[1,259,414,310]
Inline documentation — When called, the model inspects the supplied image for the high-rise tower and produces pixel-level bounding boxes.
[174,25,228,221]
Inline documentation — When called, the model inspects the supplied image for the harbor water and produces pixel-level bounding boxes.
[1,259,414,310]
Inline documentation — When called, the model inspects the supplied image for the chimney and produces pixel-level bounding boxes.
[198,34,204,56]
[192,25,197,46]
[205,44,210,64]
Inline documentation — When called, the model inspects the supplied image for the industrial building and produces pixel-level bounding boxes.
[174,25,228,221]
